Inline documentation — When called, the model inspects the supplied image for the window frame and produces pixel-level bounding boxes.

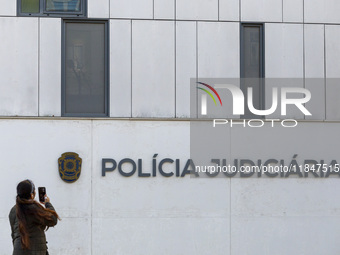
[17,0,87,17]
[61,19,110,117]
[240,23,265,118]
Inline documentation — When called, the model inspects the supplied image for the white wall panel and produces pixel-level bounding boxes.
[265,24,303,78]
[132,21,175,117]
[0,120,92,254]
[304,25,325,78]
[176,0,218,20]
[232,179,340,217]
[46,218,91,255]
[0,120,92,219]
[93,218,230,255]
[305,0,340,24]
[241,0,282,22]
[198,22,239,77]
[325,25,340,120]
[231,216,340,255]
[88,0,109,18]
[265,24,305,119]
[219,0,239,21]
[325,25,340,78]
[231,176,340,254]
[110,0,153,19]
[304,25,325,120]
[0,18,38,116]
[110,20,132,117]
[93,122,229,216]
[176,21,196,118]
[197,22,239,118]
[93,177,229,218]
[0,0,16,16]
[39,18,61,117]
[92,121,229,255]
[283,0,303,22]
[154,0,175,19]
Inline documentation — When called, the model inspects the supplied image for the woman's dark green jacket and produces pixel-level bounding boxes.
[9,202,58,255]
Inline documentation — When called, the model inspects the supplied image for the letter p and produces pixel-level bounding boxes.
[102,159,117,176]
[213,119,228,127]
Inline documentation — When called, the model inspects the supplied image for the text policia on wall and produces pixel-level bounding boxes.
[102,156,340,178]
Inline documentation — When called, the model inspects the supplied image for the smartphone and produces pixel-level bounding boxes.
[38,187,46,203]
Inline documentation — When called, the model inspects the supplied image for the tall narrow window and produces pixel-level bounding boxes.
[62,20,109,117]
[240,23,264,118]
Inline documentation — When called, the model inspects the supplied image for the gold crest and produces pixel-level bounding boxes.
[58,152,82,183]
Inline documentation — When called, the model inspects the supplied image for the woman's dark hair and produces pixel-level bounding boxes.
[16,180,60,250]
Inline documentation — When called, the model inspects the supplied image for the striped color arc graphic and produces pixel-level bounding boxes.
[197,82,223,106]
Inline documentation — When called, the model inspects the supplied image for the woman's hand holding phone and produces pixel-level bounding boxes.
[38,187,50,204]
[44,195,50,204]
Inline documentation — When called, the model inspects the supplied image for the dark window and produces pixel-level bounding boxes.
[62,20,109,117]
[18,0,86,16]
[240,23,265,118]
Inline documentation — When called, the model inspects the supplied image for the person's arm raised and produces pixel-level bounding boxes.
[42,195,58,227]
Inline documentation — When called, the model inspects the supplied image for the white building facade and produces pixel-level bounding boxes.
[1,0,340,254]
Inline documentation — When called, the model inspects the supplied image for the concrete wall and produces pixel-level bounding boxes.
[1,0,340,254]
[0,120,340,255]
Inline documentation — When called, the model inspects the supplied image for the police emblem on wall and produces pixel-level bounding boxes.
[58,152,82,183]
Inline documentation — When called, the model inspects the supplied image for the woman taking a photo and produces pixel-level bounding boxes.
[9,180,60,255]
